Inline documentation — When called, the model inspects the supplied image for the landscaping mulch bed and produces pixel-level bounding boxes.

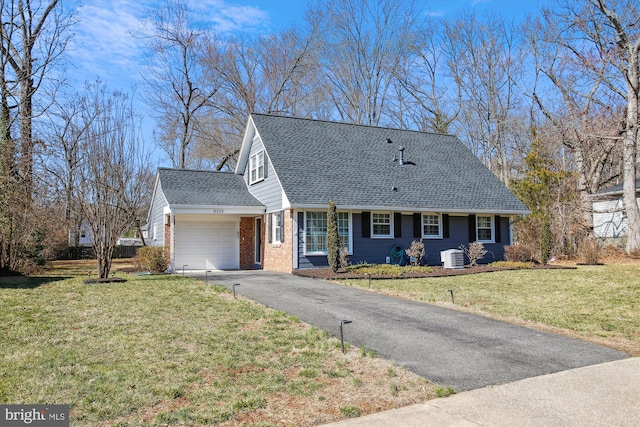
[84,277,128,284]
[293,264,575,280]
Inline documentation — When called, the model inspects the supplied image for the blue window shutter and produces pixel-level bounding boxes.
[268,214,272,243]
[468,214,476,242]
[413,213,421,238]
[443,214,450,239]
[495,215,501,243]
[394,212,402,238]
[362,212,371,238]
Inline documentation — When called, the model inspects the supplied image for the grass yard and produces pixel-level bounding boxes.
[335,264,640,355]
[0,261,435,426]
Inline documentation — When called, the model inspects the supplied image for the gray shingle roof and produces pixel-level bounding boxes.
[595,179,640,196]
[251,114,529,214]
[159,168,263,207]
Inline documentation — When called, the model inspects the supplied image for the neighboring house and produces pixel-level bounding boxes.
[593,179,640,239]
[68,219,94,247]
[69,221,144,248]
[147,114,530,272]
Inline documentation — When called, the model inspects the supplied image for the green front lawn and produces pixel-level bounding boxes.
[0,268,434,426]
[336,264,640,355]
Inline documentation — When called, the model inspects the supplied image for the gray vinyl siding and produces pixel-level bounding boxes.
[244,136,284,212]
[148,182,169,247]
[295,213,512,269]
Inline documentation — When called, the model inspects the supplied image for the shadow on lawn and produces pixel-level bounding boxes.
[0,276,72,289]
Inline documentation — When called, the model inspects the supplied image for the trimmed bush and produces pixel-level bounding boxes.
[327,200,340,272]
[579,237,601,265]
[504,244,534,263]
[137,246,168,272]
[459,242,487,266]
[405,239,425,266]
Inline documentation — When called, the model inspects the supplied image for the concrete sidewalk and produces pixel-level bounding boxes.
[324,357,640,427]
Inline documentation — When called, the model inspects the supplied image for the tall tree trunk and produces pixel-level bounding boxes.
[623,47,640,253]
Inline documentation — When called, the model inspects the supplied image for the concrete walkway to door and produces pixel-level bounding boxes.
[192,270,628,392]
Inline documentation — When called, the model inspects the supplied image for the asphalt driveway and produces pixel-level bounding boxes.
[193,270,628,391]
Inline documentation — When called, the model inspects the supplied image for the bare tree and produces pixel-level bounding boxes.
[0,0,73,271]
[589,0,640,254]
[203,27,320,170]
[0,0,71,194]
[141,0,220,170]
[308,0,422,126]
[442,11,526,183]
[527,0,640,253]
[74,82,152,278]
[393,21,461,133]
[40,88,100,247]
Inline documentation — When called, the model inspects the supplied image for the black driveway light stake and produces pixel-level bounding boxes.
[447,289,455,304]
[233,283,240,299]
[364,273,371,288]
[182,265,188,277]
[205,270,211,285]
[340,320,352,354]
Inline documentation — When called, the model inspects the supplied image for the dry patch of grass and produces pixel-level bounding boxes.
[335,264,640,355]
[0,266,436,426]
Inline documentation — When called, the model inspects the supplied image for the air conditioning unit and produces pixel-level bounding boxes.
[441,249,464,269]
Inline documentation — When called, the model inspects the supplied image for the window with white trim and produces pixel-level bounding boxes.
[371,212,392,238]
[272,211,283,244]
[249,151,265,184]
[422,213,442,238]
[306,211,326,253]
[305,211,351,254]
[337,213,350,249]
[476,215,494,242]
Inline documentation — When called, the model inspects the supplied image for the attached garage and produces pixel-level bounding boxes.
[146,169,265,272]
[175,215,239,270]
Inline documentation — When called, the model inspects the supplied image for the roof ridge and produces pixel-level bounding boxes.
[250,113,455,137]
[159,167,234,174]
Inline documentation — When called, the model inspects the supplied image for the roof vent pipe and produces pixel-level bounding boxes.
[398,146,405,166]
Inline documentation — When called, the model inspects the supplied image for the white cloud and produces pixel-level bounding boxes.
[65,0,272,89]
[67,0,148,87]
[191,0,271,33]
[425,10,446,17]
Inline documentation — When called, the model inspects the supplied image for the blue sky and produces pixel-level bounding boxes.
[62,0,554,166]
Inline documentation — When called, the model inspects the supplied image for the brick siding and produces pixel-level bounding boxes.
[262,209,293,273]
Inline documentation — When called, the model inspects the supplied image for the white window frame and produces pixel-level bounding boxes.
[249,151,265,184]
[337,212,352,253]
[305,211,327,255]
[272,211,282,244]
[476,215,494,243]
[422,213,442,239]
[371,211,393,238]
[304,211,352,255]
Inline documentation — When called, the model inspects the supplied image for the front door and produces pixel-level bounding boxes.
[255,217,262,264]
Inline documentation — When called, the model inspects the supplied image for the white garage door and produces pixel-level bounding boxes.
[175,218,239,270]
